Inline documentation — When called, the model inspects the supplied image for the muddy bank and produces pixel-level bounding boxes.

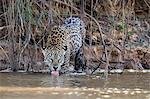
[0,40,150,73]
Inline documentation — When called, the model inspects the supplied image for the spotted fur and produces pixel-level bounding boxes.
[42,17,86,73]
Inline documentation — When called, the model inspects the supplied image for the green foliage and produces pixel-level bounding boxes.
[127,31,134,36]
[119,23,126,32]
[16,0,35,24]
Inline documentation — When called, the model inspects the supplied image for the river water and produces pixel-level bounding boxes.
[0,72,150,99]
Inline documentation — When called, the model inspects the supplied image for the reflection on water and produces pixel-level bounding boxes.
[0,72,150,99]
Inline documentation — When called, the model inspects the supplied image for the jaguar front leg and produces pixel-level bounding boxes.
[60,49,71,74]
[75,46,86,72]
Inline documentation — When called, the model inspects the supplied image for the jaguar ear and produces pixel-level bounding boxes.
[63,46,67,51]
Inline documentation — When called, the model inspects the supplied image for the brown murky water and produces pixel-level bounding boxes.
[0,72,150,99]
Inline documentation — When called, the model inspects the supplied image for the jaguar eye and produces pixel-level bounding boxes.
[50,59,53,63]
[47,58,53,63]
[58,59,61,63]
[63,46,67,51]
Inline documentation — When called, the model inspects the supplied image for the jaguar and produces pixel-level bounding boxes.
[42,17,86,74]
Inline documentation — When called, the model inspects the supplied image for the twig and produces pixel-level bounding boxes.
[0,25,11,31]
[143,0,150,8]
[0,45,9,61]
[19,25,31,67]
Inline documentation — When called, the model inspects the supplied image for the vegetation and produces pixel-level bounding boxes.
[0,0,149,73]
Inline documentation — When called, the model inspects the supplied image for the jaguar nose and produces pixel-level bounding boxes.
[53,66,58,71]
